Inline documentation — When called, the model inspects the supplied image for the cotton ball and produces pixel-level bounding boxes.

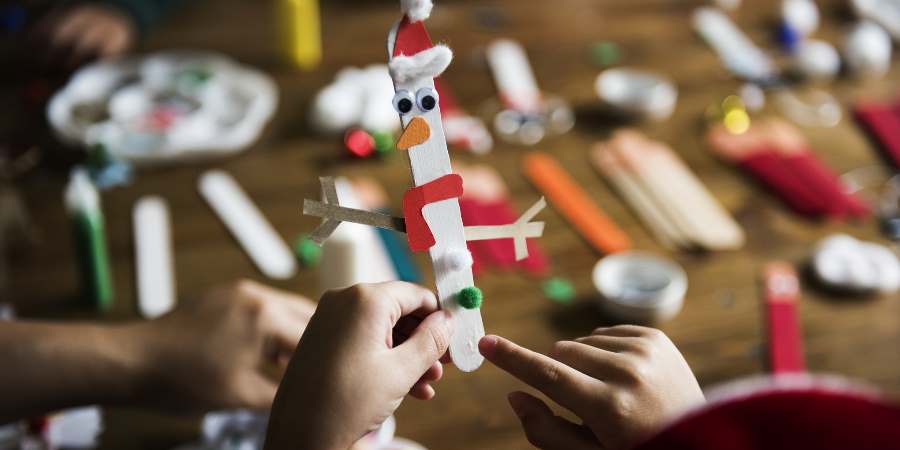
[713,0,741,11]
[443,248,473,272]
[861,242,900,294]
[844,21,893,78]
[812,234,900,294]
[782,0,819,36]
[359,65,401,133]
[793,39,840,80]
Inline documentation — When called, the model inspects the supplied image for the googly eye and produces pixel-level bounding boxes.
[392,90,415,115]
[416,88,439,112]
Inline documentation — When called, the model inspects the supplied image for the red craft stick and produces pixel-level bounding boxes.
[762,262,805,374]
[854,103,900,168]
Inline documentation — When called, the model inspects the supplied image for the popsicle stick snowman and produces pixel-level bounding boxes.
[302,0,546,371]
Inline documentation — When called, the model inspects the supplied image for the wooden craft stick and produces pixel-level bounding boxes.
[613,132,745,250]
[762,262,805,374]
[523,152,630,254]
[591,143,689,250]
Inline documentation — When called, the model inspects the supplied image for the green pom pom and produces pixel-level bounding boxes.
[590,41,621,67]
[542,277,575,304]
[293,235,321,267]
[457,286,483,309]
[371,131,395,156]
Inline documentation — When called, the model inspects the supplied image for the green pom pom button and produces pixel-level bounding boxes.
[457,286,483,309]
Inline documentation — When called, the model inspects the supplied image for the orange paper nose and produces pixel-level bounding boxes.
[396,117,431,150]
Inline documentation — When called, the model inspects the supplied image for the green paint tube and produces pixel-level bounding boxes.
[65,169,113,312]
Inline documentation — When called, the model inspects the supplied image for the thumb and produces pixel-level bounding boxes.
[393,310,453,379]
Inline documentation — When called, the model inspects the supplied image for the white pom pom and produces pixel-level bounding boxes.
[844,21,892,78]
[782,0,819,36]
[389,45,453,83]
[443,248,473,272]
[401,0,433,22]
[793,39,840,80]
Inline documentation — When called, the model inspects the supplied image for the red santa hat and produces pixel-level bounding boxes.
[388,6,452,83]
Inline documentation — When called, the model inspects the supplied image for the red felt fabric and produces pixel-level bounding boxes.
[392,16,433,58]
[634,387,900,450]
[855,102,900,168]
[402,174,464,252]
[739,151,828,217]
[767,302,805,374]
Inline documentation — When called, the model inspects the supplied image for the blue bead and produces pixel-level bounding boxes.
[776,21,801,53]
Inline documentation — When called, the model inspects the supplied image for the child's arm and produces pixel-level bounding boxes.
[265,282,453,450]
[479,326,705,450]
[0,280,314,424]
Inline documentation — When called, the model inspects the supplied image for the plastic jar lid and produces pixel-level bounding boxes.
[592,252,687,323]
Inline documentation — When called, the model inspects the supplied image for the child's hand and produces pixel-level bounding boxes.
[264,282,453,450]
[34,4,135,69]
[480,325,704,450]
[132,280,316,410]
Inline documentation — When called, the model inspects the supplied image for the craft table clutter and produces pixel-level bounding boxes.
[6,0,900,449]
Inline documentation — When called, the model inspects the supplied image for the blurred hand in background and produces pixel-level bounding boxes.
[32,3,136,69]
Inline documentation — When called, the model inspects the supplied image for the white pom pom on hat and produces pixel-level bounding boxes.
[401,0,433,22]
[389,44,453,83]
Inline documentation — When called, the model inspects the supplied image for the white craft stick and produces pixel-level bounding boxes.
[486,39,542,113]
[692,7,778,81]
[199,170,297,280]
[389,20,485,372]
[133,196,176,318]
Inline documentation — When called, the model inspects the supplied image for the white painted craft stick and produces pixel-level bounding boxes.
[199,170,297,280]
[389,20,485,372]
[486,39,542,113]
[133,196,176,318]
[692,7,778,81]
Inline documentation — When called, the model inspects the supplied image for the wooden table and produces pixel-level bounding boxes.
[9,0,900,448]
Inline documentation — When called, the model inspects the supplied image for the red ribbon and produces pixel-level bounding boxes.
[403,174,464,252]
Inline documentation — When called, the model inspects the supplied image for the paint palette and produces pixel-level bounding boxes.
[48,51,277,165]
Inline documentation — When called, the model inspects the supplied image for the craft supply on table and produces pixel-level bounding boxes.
[707,118,869,220]
[302,2,547,372]
[854,99,900,168]
[781,0,819,37]
[523,152,630,255]
[773,88,842,128]
[877,175,900,238]
[310,65,400,158]
[594,68,677,121]
[590,41,622,67]
[133,196,176,319]
[844,21,893,78]
[692,7,779,83]
[457,164,549,276]
[811,234,900,294]
[48,52,278,165]
[592,130,745,251]
[791,39,840,80]
[485,39,574,145]
[592,252,687,323]
[850,0,900,42]
[761,262,804,374]
[278,0,322,70]
[542,277,576,304]
[435,79,493,154]
[199,170,297,280]
[65,169,113,312]
[293,235,322,267]
[86,144,133,189]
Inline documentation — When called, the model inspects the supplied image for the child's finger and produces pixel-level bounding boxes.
[394,310,453,377]
[591,325,654,338]
[479,335,603,416]
[507,391,601,450]
[549,341,629,381]
[575,335,644,353]
[420,361,443,382]
[408,381,435,400]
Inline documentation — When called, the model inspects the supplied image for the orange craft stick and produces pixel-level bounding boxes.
[523,152,630,254]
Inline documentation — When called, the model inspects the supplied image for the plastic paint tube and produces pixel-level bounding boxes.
[279,0,322,70]
[65,169,113,312]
